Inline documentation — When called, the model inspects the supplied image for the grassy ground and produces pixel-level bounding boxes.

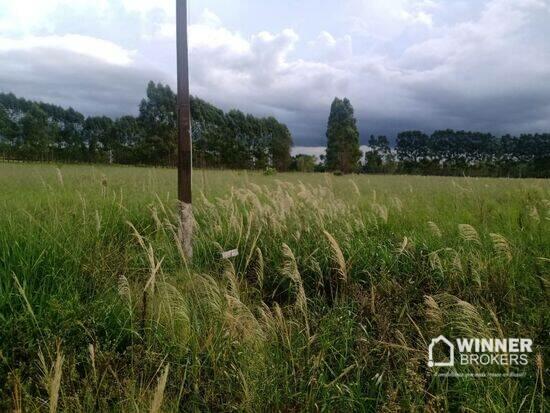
[0,163,548,412]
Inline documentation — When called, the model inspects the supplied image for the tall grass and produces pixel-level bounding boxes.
[0,163,548,411]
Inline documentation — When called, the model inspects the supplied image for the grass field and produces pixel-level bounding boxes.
[0,163,548,412]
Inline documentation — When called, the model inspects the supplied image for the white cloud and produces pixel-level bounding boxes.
[183,0,550,143]
[310,31,353,62]
[400,10,433,27]
[187,20,347,119]
[0,0,112,34]
[189,25,249,56]
[0,34,135,65]
[119,0,173,15]
[153,8,225,40]
[199,8,222,27]
[345,0,436,40]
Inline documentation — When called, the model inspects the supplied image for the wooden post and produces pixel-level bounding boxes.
[176,0,193,258]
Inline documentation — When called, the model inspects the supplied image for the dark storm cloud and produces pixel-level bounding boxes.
[0,48,166,116]
[1,0,549,146]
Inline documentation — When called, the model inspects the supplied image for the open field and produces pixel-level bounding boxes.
[0,163,548,412]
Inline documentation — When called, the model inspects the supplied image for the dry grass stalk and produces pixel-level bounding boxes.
[225,295,264,344]
[252,247,264,290]
[150,364,170,413]
[427,221,442,238]
[38,343,64,413]
[95,210,101,233]
[529,206,540,222]
[12,273,37,325]
[52,352,64,403]
[11,374,22,413]
[535,353,544,390]
[55,168,64,186]
[143,250,164,294]
[128,221,164,294]
[452,255,463,275]
[397,236,412,255]
[489,233,513,262]
[88,343,97,382]
[349,179,361,197]
[429,251,443,272]
[372,203,388,223]
[118,274,131,299]
[458,224,481,245]
[150,205,162,232]
[425,295,443,327]
[224,261,240,300]
[323,230,347,283]
[281,244,309,335]
[392,196,403,212]
[429,294,489,337]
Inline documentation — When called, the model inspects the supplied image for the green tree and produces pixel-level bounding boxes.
[265,117,293,171]
[396,131,429,163]
[83,116,114,162]
[59,108,86,161]
[20,104,53,160]
[225,110,253,168]
[112,116,143,164]
[325,98,362,173]
[365,135,391,172]
[291,154,317,172]
[0,104,18,155]
[138,81,177,165]
[191,96,226,167]
[247,115,270,170]
[0,86,295,170]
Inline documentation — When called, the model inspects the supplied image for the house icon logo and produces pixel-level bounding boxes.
[428,335,454,367]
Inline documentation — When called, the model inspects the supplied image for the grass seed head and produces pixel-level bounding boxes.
[489,233,513,262]
[458,224,481,245]
[323,230,348,283]
[427,221,442,238]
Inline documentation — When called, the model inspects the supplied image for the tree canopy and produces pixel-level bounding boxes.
[0,83,294,170]
[366,129,550,177]
[2,87,549,177]
[325,98,362,173]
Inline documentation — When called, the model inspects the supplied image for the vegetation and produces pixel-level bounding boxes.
[367,129,550,178]
[0,163,547,412]
[2,88,549,177]
[365,135,393,173]
[325,98,362,174]
[290,154,317,172]
[0,83,293,170]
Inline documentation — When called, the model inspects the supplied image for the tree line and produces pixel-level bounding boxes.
[2,88,549,177]
[324,98,550,178]
[0,82,293,170]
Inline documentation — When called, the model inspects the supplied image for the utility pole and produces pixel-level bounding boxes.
[176,0,193,258]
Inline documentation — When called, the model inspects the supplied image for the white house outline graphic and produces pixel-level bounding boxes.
[428,335,454,367]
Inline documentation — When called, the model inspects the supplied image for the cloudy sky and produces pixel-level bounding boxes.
[0,0,549,148]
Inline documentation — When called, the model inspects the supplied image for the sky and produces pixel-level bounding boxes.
[0,0,549,150]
